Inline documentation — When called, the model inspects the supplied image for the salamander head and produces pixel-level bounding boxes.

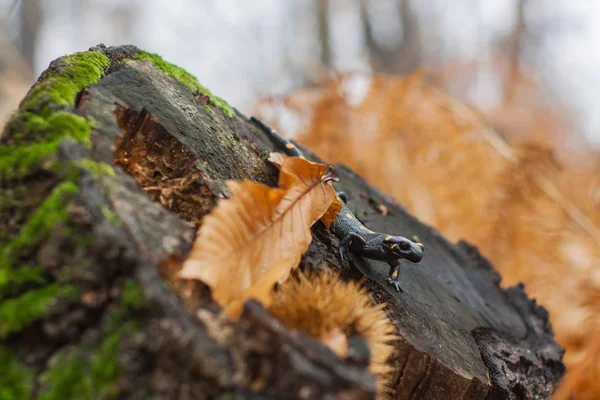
[383,236,424,263]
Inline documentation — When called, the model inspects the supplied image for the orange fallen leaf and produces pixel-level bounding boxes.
[179,156,336,318]
[268,152,342,228]
[320,196,343,228]
[267,152,287,166]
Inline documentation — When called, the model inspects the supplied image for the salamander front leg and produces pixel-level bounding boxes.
[339,232,364,264]
[387,260,403,293]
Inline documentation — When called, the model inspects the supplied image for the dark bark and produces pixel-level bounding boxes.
[0,45,564,399]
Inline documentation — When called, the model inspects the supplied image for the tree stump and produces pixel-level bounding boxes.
[0,44,565,399]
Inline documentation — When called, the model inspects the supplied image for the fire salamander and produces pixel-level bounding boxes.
[251,116,424,292]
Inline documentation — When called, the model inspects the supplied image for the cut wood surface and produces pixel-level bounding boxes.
[0,44,564,399]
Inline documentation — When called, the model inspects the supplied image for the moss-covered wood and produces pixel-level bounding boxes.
[0,44,564,399]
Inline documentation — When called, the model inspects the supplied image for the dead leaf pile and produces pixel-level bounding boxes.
[179,155,336,318]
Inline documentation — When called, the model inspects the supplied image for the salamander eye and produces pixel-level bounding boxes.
[398,241,411,251]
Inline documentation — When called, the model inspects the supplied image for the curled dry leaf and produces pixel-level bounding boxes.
[319,194,343,229]
[178,156,336,318]
[267,152,287,167]
[268,152,343,228]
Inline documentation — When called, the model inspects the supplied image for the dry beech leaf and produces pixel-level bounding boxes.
[267,152,287,166]
[268,152,342,228]
[179,156,336,318]
[320,196,343,228]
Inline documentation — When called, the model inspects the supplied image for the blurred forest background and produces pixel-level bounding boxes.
[1,0,599,398]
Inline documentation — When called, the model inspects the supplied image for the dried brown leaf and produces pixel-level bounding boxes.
[269,152,342,228]
[320,196,343,228]
[267,151,287,166]
[179,156,336,318]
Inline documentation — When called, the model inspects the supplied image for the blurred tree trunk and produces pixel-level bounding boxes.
[317,0,332,79]
[503,0,528,104]
[18,0,41,70]
[360,0,421,74]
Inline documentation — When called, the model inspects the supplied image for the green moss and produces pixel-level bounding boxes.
[100,205,121,226]
[259,149,271,160]
[0,266,46,297]
[0,284,79,338]
[12,111,93,145]
[134,50,234,117]
[10,180,78,249]
[0,347,34,400]
[0,139,58,178]
[20,52,109,113]
[72,232,95,251]
[38,327,126,400]
[0,182,78,296]
[122,280,148,310]
[89,329,123,392]
[38,293,141,400]
[75,159,116,178]
[1,50,108,178]
[0,182,78,264]
[37,349,89,400]
[0,114,94,179]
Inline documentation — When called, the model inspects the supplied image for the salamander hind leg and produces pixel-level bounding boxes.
[339,232,365,264]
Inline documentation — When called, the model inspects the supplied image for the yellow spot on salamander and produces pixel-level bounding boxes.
[345,213,354,219]
[384,236,392,241]
[349,240,353,246]
[392,251,402,257]
[285,143,295,149]
[359,236,366,243]
[391,244,397,249]
[359,226,367,230]
[392,270,398,277]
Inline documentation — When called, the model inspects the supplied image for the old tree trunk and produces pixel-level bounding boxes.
[0,45,564,399]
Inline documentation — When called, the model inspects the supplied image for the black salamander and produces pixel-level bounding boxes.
[251,116,424,292]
